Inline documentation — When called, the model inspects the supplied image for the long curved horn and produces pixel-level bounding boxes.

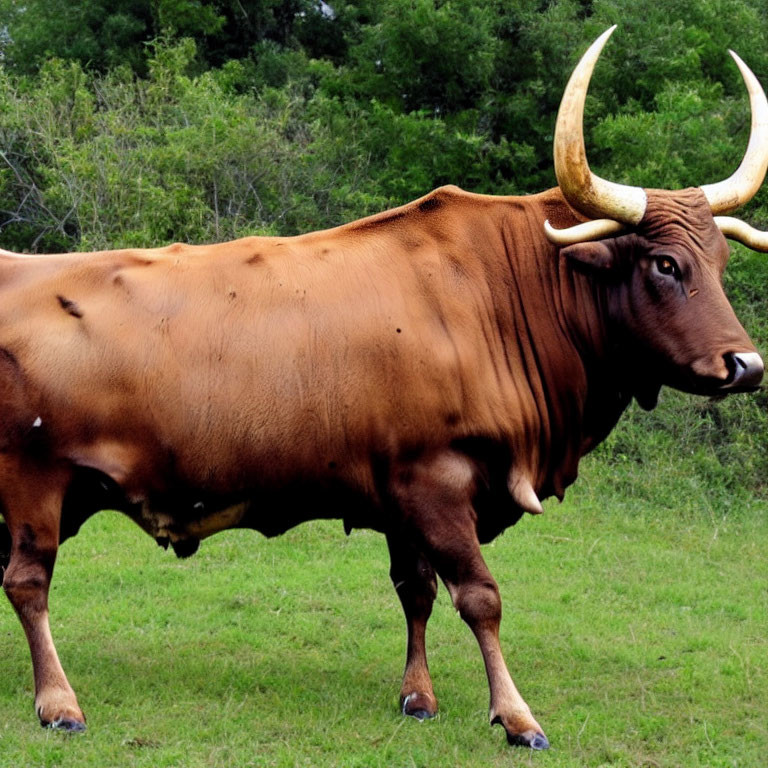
[701,51,768,214]
[715,216,768,251]
[553,26,647,225]
[544,218,625,246]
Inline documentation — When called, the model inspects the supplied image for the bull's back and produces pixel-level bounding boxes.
[0,187,566,498]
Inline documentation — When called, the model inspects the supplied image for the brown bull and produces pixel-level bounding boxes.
[1,28,766,750]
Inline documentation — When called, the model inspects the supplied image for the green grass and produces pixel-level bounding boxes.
[1,443,767,768]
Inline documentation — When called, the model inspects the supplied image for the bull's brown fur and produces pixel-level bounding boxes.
[0,184,760,746]
[0,188,618,516]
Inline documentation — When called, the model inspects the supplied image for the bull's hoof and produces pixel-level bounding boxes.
[506,729,550,750]
[401,692,437,720]
[44,717,87,733]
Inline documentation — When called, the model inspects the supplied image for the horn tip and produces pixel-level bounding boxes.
[595,25,618,45]
[728,49,744,65]
[727,49,755,82]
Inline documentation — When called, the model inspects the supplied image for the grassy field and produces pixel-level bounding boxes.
[1,426,766,768]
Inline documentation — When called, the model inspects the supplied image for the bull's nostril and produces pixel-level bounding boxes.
[726,351,764,388]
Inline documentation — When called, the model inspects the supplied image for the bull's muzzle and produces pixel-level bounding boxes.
[722,351,764,390]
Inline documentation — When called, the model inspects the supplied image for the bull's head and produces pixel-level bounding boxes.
[545,26,765,396]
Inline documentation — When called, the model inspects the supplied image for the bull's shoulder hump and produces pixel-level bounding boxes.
[296,186,524,242]
[347,186,487,232]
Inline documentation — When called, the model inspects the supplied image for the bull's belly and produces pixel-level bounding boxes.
[128,498,250,555]
[119,479,384,557]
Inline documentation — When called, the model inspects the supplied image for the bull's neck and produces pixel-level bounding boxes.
[494,195,631,501]
[560,260,636,453]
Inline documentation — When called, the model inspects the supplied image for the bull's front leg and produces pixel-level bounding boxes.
[2,461,85,731]
[386,533,438,719]
[391,451,549,749]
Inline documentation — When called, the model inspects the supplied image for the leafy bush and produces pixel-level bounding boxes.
[0,41,386,250]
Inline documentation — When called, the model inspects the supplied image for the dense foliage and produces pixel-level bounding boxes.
[0,0,766,501]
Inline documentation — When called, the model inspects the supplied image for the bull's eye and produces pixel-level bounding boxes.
[655,256,680,278]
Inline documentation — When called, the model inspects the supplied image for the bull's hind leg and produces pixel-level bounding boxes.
[386,534,438,719]
[391,452,549,749]
[1,461,85,731]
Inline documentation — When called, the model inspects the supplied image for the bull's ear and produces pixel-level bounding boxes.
[560,241,617,271]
